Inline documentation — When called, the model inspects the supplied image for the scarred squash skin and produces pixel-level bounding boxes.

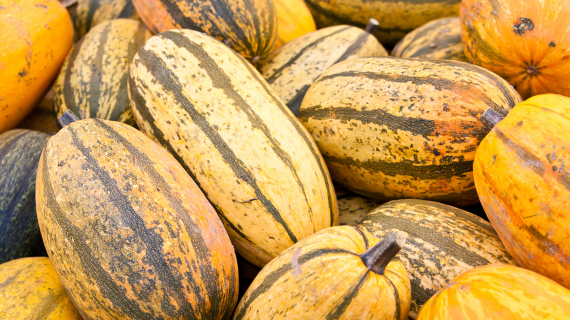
[272,0,316,50]
[417,264,570,319]
[474,94,570,289]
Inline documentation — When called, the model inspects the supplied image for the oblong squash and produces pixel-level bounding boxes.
[273,0,316,50]
[299,57,522,206]
[336,185,383,226]
[54,19,151,125]
[260,24,388,116]
[36,118,238,319]
[0,257,81,319]
[72,0,139,39]
[358,200,516,318]
[128,29,338,268]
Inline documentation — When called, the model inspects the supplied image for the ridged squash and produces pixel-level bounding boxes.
[0,257,81,319]
[358,200,516,318]
[132,0,277,60]
[260,24,388,116]
[129,29,338,268]
[234,227,411,320]
[72,0,139,39]
[336,185,383,226]
[54,19,151,125]
[392,17,466,62]
[36,118,238,319]
[299,57,522,206]
[273,0,316,50]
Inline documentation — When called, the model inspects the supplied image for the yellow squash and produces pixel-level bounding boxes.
[272,0,316,50]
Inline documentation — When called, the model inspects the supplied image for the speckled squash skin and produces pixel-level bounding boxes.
[417,264,570,319]
[0,130,50,263]
[461,0,570,99]
[129,29,338,268]
[36,118,238,320]
[260,25,388,116]
[358,200,516,318]
[272,0,316,50]
[73,0,139,39]
[233,226,411,320]
[474,94,570,289]
[53,19,150,125]
[131,0,277,60]
[299,57,522,206]
[392,17,466,62]
[0,257,82,319]
[336,185,383,226]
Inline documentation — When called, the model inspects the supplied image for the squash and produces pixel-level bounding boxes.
[36,116,238,319]
[336,185,383,226]
[53,19,151,125]
[0,0,74,134]
[392,17,466,62]
[129,29,338,268]
[72,0,139,39]
[0,130,50,263]
[260,22,388,116]
[0,257,81,319]
[131,0,277,60]
[461,0,570,99]
[358,199,516,318]
[474,94,570,289]
[299,57,522,206]
[233,227,411,320]
[272,0,316,50]
[417,264,570,319]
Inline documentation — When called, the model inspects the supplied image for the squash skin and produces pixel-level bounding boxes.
[0,0,73,134]
[272,0,316,50]
[73,0,139,39]
[336,185,383,226]
[36,118,238,320]
[131,0,277,60]
[233,226,411,320]
[461,0,570,99]
[474,94,570,289]
[0,257,82,319]
[299,57,522,206]
[417,264,570,319]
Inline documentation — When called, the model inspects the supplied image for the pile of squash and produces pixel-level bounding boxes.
[1,0,570,319]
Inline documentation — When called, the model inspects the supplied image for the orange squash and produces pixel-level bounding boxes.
[272,0,316,50]
[0,0,74,133]
[461,0,570,99]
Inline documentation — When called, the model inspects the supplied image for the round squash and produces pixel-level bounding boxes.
[461,0,570,99]
[0,257,81,319]
[474,93,570,289]
[299,57,522,206]
[272,0,316,50]
[336,185,383,226]
[417,264,570,319]
[73,0,139,39]
[131,0,277,60]
[54,19,151,125]
[358,199,516,318]
[0,0,74,134]
[36,117,238,319]
[392,17,466,62]
[233,227,411,320]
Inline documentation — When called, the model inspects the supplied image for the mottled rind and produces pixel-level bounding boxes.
[233,226,411,320]
[36,119,238,320]
[299,57,522,206]
[335,185,383,226]
[272,0,316,50]
[72,0,139,39]
[358,199,516,317]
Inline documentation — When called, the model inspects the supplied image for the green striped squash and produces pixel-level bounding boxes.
[392,17,466,62]
[335,185,383,226]
[299,57,522,206]
[0,129,50,264]
[72,0,139,39]
[259,25,388,116]
[358,200,516,319]
[128,29,338,268]
[54,19,150,125]
[304,0,460,47]
[36,118,238,319]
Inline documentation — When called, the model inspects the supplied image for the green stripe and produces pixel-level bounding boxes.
[158,0,206,34]
[334,31,372,64]
[62,37,86,113]
[386,275,402,320]
[325,271,369,320]
[83,0,102,33]
[117,0,136,18]
[352,226,369,249]
[406,35,462,58]
[88,23,112,119]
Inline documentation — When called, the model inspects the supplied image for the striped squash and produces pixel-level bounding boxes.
[358,200,516,318]
[0,130,50,264]
[131,0,277,60]
[273,0,316,50]
[234,227,411,320]
[392,17,466,62]
[336,185,383,226]
[0,257,81,319]
[36,118,238,319]
[54,19,151,125]
[299,57,522,206]
[260,24,388,116]
[304,0,460,47]
[128,29,338,268]
[72,0,139,39]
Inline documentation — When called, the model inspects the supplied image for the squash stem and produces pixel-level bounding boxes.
[365,18,380,35]
[361,232,407,275]
[58,110,80,128]
[480,107,506,130]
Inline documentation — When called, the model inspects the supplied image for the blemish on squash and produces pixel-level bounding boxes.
[291,247,302,278]
[549,41,556,48]
[513,17,534,35]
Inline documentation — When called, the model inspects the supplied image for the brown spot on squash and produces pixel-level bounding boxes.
[513,17,534,35]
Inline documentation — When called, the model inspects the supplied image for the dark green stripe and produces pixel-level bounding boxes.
[208,1,254,54]
[352,226,369,249]
[325,271,369,320]
[83,0,101,33]
[386,276,402,320]
[407,35,462,58]
[408,273,437,313]
[88,23,112,119]
[63,37,86,112]
[286,83,311,116]
[117,0,136,18]
[158,0,206,33]
[334,31,372,64]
